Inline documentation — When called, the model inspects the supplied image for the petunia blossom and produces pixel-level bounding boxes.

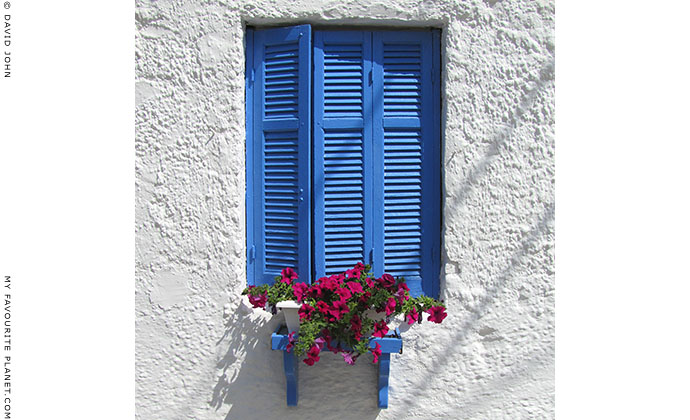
[292,282,308,302]
[281,267,299,283]
[396,282,410,305]
[378,273,395,289]
[247,291,267,309]
[406,307,419,325]
[344,265,362,280]
[385,297,397,316]
[346,281,364,294]
[316,301,331,315]
[303,344,321,366]
[313,337,327,351]
[286,331,297,353]
[365,277,376,289]
[342,352,356,365]
[298,303,315,321]
[336,286,352,301]
[371,342,382,364]
[329,299,350,320]
[372,320,389,338]
[426,306,447,324]
[311,280,327,298]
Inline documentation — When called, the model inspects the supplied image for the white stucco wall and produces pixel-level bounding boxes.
[135,0,555,418]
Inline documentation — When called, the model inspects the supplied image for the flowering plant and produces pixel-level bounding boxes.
[242,263,447,366]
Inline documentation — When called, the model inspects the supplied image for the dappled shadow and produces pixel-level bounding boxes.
[444,57,555,209]
[401,201,554,409]
[396,56,556,409]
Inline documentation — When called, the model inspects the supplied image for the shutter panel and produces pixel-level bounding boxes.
[313,31,373,277]
[372,31,440,297]
[247,25,311,285]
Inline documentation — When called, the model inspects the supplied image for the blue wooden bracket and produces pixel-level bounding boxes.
[271,325,402,408]
[283,348,298,406]
[377,352,391,408]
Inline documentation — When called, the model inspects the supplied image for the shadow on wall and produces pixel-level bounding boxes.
[398,56,556,413]
[211,303,382,420]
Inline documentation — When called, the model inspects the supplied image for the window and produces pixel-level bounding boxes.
[246,24,441,298]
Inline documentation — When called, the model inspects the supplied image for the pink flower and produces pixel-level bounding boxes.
[371,342,382,364]
[345,266,361,280]
[385,297,397,316]
[313,337,326,351]
[395,282,410,305]
[346,281,363,294]
[378,273,395,289]
[336,286,352,301]
[310,283,326,299]
[281,267,298,284]
[426,306,447,324]
[406,307,419,325]
[329,273,345,286]
[303,344,321,366]
[248,291,267,309]
[365,277,375,289]
[299,304,315,321]
[329,299,350,320]
[318,275,342,292]
[342,352,356,365]
[350,315,363,340]
[372,320,389,338]
[286,331,297,353]
[316,301,330,315]
[292,282,308,302]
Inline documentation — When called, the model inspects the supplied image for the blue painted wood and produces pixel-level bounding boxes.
[271,324,402,407]
[246,27,256,285]
[247,25,312,285]
[430,28,442,299]
[313,30,374,278]
[372,30,440,298]
[377,352,391,408]
[283,349,298,406]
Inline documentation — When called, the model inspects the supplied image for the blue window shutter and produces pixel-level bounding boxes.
[372,31,440,297]
[247,25,312,285]
[313,31,374,278]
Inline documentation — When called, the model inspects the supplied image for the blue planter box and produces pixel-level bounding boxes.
[271,324,403,408]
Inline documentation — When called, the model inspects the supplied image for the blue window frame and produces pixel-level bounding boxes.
[247,24,441,298]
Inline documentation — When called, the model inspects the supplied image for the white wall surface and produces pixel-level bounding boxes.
[135,0,555,418]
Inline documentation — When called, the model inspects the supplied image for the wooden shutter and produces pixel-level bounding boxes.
[313,31,374,277]
[372,30,440,297]
[247,25,312,285]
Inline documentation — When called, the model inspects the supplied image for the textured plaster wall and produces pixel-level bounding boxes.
[135,0,555,419]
